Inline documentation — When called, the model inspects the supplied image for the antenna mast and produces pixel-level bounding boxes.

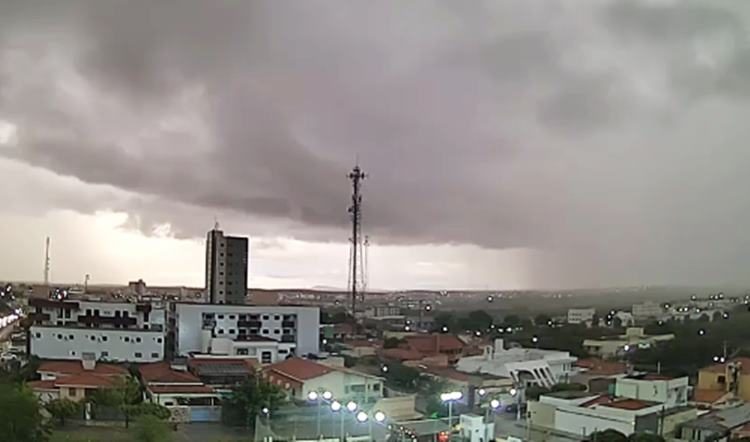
[44,237,51,286]
[348,165,366,316]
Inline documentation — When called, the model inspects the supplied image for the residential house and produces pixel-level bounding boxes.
[693,357,750,408]
[583,327,674,358]
[572,359,629,393]
[678,403,750,442]
[456,339,577,388]
[187,356,258,390]
[28,358,127,404]
[262,357,384,403]
[139,361,221,422]
[379,334,466,366]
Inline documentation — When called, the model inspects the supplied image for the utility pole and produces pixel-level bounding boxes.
[347,164,366,317]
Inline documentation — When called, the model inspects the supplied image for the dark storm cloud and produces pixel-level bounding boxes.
[3,0,750,287]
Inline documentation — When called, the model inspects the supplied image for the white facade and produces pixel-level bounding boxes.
[28,298,166,362]
[632,302,663,320]
[30,325,165,362]
[175,303,320,362]
[583,327,674,358]
[615,375,689,409]
[456,339,577,388]
[567,308,596,325]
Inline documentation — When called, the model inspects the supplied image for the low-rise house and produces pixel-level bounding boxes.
[187,356,258,390]
[139,361,221,422]
[694,357,750,406]
[262,357,384,403]
[379,334,467,366]
[678,403,750,442]
[28,358,127,403]
[457,339,577,388]
[583,327,674,358]
[573,359,630,393]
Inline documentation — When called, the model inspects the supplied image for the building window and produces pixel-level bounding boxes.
[57,320,63,326]
[218,314,224,319]
[101,351,109,358]
[279,349,288,354]
[156,338,163,343]
[218,329,224,335]
[236,348,249,355]
[718,375,726,384]
[229,315,235,320]
[274,315,280,321]
[68,388,77,397]
[57,334,63,340]
[273,329,280,335]
[90,336,96,341]
[262,329,269,335]
[70,351,76,356]
[261,351,272,364]
[229,329,236,334]
[135,337,142,343]
[124,337,130,342]
[135,352,143,358]
[151,352,159,358]
[102,336,108,342]
[35,332,41,339]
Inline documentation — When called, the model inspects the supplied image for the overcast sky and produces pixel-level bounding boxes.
[2,0,750,290]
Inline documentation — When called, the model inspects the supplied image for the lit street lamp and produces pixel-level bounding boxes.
[440,391,463,431]
[308,389,333,436]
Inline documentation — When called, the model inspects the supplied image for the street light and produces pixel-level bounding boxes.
[441,326,448,333]
[346,401,358,412]
[356,411,368,423]
[478,388,486,397]
[322,391,333,401]
[440,391,462,431]
[308,390,333,436]
[531,336,539,344]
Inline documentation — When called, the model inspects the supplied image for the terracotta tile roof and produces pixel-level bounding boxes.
[38,360,127,377]
[406,335,464,353]
[703,357,750,374]
[148,384,216,394]
[420,365,474,383]
[139,362,201,384]
[54,373,116,388]
[694,389,729,404]
[343,339,382,348]
[575,359,627,376]
[264,357,334,382]
[380,348,425,361]
[28,380,57,390]
[581,395,615,407]
[600,398,657,411]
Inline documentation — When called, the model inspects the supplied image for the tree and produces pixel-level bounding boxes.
[535,314,551,326]
[383,362,421,391]
[434,312,457,332]
[461,310,494,331]
[503,314,521,327]
[0,382,48,442]
[46,398,81,426]
[629,433,665,442]
[91,375,142,428]
[588,429,628,442]
[131,402,171,420]
[222,376,286,427]
[134,414,172,442]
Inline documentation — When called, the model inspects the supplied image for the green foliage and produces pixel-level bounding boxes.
[92,376,142,428]
[0,356,41,384]
[0,382,48,442]
[45,399,81,426]
[222,376,286,427]
[383,362,421,391]
[534,314,551,326]
[628,433,665,442]
[131,402,171,420]
[588,429,628,442]
[461,310,494,331]
[383,337,403,349]
[133,414,172,442]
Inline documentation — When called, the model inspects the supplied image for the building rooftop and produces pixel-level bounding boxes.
[54,373,117,388]
[683,403,750,432]
[599,398,658,411]
[264,357,334,382]
[544,390,595,400]
[139,362,201,384]
[148,384,216,394]
[38,360,127,377]
[188,357,258,377]
[405,335,464,353]
[702,357,750,375]
[693,389,730,405]
[575,358,628,376]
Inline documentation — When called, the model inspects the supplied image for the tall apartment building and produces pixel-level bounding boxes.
[205,226,248,304]
[28,298,166,362]
[174,303,320,364]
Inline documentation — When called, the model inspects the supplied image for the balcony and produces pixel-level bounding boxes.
[281,321,295,328]
[238,320,262,328]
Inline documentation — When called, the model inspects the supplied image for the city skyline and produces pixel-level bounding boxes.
[3,1,750,290]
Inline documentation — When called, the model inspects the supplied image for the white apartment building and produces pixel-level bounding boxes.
[567,308,596,325]
[174,303,320,364]
[615,373,689,409]
[631,302,663,321]
[456,339,577,388]
[28,298,166,362]
[583,327,675,358]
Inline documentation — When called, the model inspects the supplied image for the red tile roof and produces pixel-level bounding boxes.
[702,357,750,374]
[139,362,201,384]
[575,359,628,376]
[264,357,334,382]
[187,358,258,370]
[54,373,116,388]
[38,360,127,377]
[380,348,425,361]
[693,389,729,404]
[28,380,57,391]
[405,335,465,353]
[421,365,474,383]
[581,395,615,408]
[600,399,656,411]
[148,384,216,394]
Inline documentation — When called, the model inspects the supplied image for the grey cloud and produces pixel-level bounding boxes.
[3,1,750,288]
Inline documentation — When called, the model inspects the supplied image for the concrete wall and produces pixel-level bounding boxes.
[555,406,636,437]
[30,325,165,362]
[298,371,383,403]
[528,401,557,430]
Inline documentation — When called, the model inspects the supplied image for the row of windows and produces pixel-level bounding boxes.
[216,328,292,336]
[209,313,290,321]
[36,332,162,344]
[63,350,160,359]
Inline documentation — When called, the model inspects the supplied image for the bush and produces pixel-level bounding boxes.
[134,414,172,442]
